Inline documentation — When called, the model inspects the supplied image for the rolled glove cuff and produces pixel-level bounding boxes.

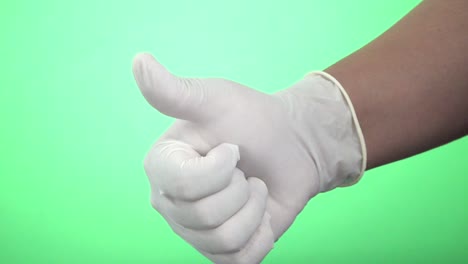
[307,71,367,187]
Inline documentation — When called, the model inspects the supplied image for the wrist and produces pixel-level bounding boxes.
[307,71,367,187]
[274,73,366,192]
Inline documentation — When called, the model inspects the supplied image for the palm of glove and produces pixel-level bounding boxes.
[133,53,360,263]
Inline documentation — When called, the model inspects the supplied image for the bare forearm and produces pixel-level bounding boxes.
[326,0,468,169]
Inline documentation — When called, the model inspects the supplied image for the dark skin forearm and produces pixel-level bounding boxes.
[326,0,468,169]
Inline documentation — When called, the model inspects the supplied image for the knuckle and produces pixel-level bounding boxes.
[150,199,157,210]
[171,179,195,200]
[193,204,218,229]
[165,165,197,200]
[216,229,245,253]
[149,195,161,212]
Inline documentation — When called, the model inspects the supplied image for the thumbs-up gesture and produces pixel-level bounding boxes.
[133,53,366,263]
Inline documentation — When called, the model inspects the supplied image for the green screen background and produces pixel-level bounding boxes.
[1,0,466,263]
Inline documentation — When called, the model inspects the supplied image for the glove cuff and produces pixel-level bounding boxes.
[306,71,367,187]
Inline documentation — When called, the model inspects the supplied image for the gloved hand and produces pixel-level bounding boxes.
[133,53,366,263]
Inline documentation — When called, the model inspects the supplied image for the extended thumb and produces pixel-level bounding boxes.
[133,53,217,121]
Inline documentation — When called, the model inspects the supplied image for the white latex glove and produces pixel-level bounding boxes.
[133,53,366,263]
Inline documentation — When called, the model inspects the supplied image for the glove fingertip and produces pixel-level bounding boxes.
[209,143,240,164]
[224,143,240,161]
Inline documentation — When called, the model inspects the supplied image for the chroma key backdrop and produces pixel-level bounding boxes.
[1,0,467,263]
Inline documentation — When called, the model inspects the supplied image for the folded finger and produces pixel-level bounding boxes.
[145,140,240,201]
[165,177,268,254]
[154,168,249,229]
[201,212,275,264]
